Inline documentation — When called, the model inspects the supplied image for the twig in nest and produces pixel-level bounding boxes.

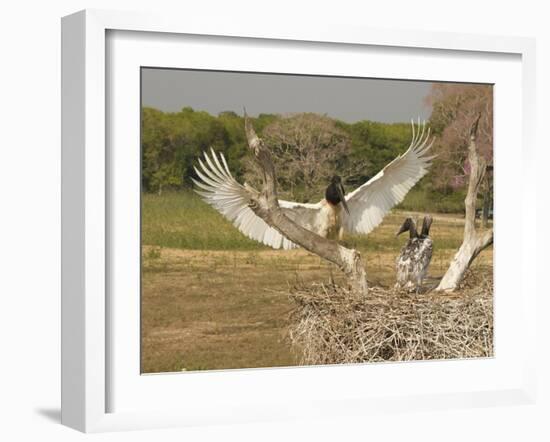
[288,270,493,365]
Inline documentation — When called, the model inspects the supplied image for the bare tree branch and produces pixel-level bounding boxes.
[437,115,493,292]
[244,113,353,202]
[243,113,368,295]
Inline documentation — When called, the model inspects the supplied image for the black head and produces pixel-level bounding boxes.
[325,175,349,215]
[396,217,418,239]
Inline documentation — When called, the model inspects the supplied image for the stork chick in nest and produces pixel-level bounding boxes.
[395,216,433,293]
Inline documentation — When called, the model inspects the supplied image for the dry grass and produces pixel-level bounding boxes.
[288,271,493,365]
[141,191,493,373]
[141,248,311,372]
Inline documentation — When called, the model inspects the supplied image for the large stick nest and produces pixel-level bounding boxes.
[288,271,493,365]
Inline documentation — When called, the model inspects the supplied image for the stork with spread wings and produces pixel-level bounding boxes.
[192,120,434,250]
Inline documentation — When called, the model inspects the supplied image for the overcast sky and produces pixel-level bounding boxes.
[141,68,434,124]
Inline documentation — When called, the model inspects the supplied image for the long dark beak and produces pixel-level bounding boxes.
[396,224,407,237]
[338,184,350,215]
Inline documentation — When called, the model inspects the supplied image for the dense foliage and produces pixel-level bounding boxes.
[425,84,493,190]
[142,85,492,212]
[142,107,412,200]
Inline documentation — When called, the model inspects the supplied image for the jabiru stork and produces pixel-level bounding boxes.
[395,215,433,292]
[192,120,434,250]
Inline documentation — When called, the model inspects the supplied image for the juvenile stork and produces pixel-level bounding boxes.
[192,120,434,250]
[395,216,433,293]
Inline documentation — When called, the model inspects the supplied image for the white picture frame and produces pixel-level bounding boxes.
[61,9,538,433]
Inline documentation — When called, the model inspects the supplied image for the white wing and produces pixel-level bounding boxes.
[192,149,321,250]
[343,120,435,235]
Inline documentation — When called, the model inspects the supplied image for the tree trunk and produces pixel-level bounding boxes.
[436,230,493,291]
[243,114,368,296]
[436,115,493,292]
[481,175,491,228]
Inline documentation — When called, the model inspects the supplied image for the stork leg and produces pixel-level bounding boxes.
[393,282,402,295]
[328,264,335,286]
[416,275,424,295]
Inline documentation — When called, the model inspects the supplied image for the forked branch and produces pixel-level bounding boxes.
[242,113,368,295]
[437,114,493,291]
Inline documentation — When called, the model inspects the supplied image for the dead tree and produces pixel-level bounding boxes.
[242,114,368,295]
[481,165,493,228]
[436,116,493,292]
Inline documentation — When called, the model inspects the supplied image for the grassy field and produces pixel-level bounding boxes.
[141,190,493,373]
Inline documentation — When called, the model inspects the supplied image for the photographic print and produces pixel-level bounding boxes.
[140,69,493,373]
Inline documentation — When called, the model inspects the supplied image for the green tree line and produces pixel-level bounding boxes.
[142,107,417,197]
